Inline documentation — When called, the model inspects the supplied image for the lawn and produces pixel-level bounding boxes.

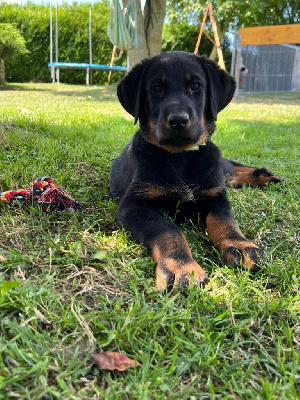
[0,83,299,400]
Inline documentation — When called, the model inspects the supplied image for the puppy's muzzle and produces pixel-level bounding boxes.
[159,110,199,146]
[167,112,190,130]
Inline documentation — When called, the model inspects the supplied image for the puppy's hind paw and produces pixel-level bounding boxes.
[251,167,281,186]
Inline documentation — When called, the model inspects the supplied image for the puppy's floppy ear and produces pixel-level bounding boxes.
[117,58,150,124]
[198,56,236,121]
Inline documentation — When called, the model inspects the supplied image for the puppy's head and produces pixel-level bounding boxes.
[117,51,235,152]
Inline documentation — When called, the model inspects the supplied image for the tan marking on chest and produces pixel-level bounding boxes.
[135,183,224,202]
[144,185,169,198]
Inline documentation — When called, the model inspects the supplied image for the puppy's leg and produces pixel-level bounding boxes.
[222,159,281,188]
[205,195,264,271]
[152,230,208,291]
[117,194,208,291]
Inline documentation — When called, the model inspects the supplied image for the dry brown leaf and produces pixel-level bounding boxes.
[91,352,141,371]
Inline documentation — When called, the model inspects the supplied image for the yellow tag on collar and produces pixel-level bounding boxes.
[189,142,206,150]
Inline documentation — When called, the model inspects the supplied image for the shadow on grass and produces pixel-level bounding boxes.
[233,91,300,105]
[3,83,300,104]
[0,82,118,103]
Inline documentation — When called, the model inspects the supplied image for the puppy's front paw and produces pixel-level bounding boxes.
[155,258,208,292]
[220,239,264,272]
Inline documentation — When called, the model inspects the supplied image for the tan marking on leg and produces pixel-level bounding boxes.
[173,260,208,288]
[152,231,193,263]
[206,214,244,246]
[219,239,260,250]
[206,214,263,271]
[156,258,208,291]
[152,232,207,291]
[231,166,281,187]
[155,258,176,291]
[231,171,264,187]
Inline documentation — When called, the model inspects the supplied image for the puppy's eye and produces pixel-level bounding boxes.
[191,82,200,91]
[152,84,163,94]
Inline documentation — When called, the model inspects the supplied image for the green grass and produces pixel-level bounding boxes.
[0,83,299,400]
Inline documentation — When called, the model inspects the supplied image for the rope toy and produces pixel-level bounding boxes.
[0,177,82,211]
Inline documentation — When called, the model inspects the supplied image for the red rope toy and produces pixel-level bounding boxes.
[0,177,82,211]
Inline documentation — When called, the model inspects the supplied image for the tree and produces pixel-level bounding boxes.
[167,0,299,60]
[127,0,166,68]
[0,23,27,84]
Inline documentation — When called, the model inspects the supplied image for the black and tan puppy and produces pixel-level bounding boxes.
[109,51,280,291]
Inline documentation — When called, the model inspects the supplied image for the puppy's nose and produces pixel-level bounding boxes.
[167,112,189,130]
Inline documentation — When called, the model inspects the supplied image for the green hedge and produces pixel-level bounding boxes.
[0,1,126,84]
